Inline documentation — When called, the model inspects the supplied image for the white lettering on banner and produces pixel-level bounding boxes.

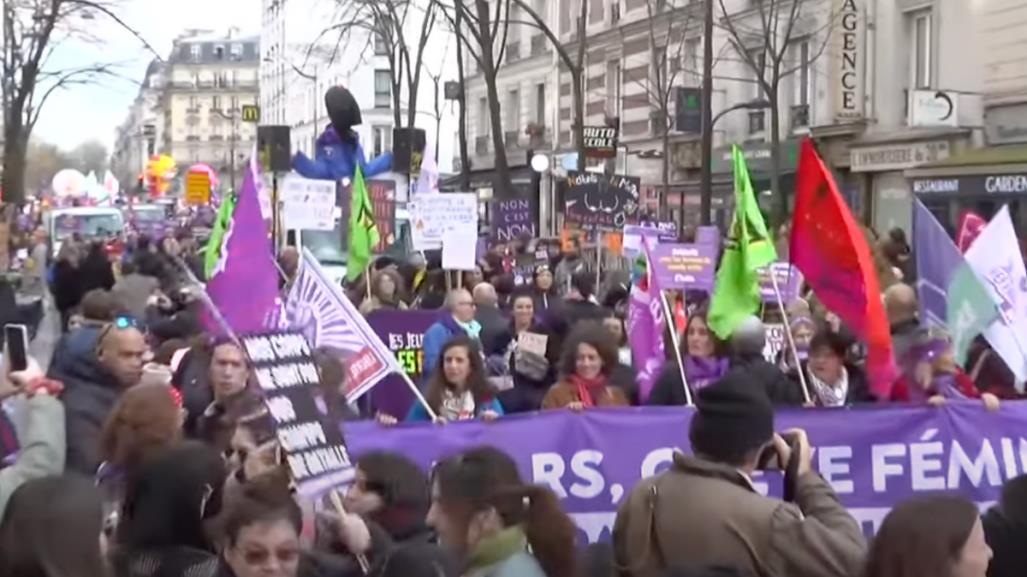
[277,422,327,452]
[520,432,1027,541]
[985,175,1027,193]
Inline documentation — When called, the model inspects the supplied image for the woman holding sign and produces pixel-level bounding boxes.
[487,293,559,413]
[406,336,504,423]
[542,323,630,411]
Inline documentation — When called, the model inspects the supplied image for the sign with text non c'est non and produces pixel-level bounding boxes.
[241,104,261,123]
[185,171,211,205]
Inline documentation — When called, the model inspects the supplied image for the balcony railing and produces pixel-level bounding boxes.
[748,109,766,134]
[475,135,489,155]
[791,103,810,130]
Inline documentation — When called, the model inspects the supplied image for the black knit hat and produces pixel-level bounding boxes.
[689,370,774,464]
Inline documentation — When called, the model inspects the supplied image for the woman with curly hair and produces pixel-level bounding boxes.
[542,321,630,411]
[359,269,409,315]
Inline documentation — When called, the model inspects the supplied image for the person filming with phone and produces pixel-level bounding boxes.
[613,372,865,577]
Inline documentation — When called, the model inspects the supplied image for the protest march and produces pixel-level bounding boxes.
[3,132,1025,577]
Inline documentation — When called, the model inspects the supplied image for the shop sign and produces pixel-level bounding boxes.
[583,126,618,158]
[711,139,801,174]
[850,140,950,172]
[833,0,865,120]
[911,173,1027,195]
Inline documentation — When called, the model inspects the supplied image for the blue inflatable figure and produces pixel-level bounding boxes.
[292,85,393,180]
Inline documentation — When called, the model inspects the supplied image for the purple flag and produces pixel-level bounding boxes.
[628,243,666,403]
[206,156,280,334]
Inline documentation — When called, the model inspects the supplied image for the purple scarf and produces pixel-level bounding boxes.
[905,373,968,403]
[684,356,729,391]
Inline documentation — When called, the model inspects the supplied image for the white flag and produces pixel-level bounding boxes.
[964,205,1027,386]
[282,248,402,400]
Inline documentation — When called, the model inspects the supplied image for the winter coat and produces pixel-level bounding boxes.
[488,323,559,413]
[113,273,161,320]
[78,251,116,294]
[541,380,630,410]
[49,330,125,475]
[474,304,508,360]
[0,394,65,518]
[613,453,866,577]
[52,260,83,312]
[727,356,804,406]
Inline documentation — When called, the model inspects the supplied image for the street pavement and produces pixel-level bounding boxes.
[29,300,60,371]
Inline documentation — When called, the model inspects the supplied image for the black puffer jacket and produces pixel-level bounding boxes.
[49,328,124,474]
[727,355,804,406]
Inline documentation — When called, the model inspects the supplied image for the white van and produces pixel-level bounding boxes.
[45,207,125,254]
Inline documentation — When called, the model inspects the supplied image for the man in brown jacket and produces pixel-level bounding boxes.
[613,372,866,577]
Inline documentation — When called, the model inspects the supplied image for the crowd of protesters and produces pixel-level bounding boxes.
[0,222,1023,577]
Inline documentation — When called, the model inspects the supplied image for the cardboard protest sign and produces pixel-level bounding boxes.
[242,331,355,496]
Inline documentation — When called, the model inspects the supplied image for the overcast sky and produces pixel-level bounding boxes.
[33,0,261,151]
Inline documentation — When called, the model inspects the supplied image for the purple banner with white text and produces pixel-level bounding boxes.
[365,309,439,418]
[346,403,1027,542]
[650,243,718,291]
[758,262,804,303]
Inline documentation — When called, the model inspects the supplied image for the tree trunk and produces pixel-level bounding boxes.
[455,0,471,191]
[768,91,784,227]
[2,120,26,205]
[473,0,512,199]
[662,122,670,219]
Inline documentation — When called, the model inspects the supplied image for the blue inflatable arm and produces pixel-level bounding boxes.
[363,151,394,178]
[291,151,333,180]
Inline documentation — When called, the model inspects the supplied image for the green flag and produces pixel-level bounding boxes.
[708,145,778,339]
[347,165,380,282]
[204,193,236,279]
[948,263,999,365]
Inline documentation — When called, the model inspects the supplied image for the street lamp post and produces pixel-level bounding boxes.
[694,98,771,229]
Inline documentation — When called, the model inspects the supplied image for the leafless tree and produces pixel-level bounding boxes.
[434,0,516,199]
[2,0,156,204]
[511,0,587,172]
[619,0,700,215]
[318,0,438,128]
[716,0,836,223]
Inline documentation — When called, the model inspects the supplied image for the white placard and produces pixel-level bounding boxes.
[410,193,477,250]
[281,174,336,230]
[518,332,549,357]
[441,229,478,270]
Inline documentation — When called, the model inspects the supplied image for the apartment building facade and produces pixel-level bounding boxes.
[161,30,260,190]
[111,60,166,190]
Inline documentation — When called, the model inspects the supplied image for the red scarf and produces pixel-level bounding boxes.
[570,374,608,408]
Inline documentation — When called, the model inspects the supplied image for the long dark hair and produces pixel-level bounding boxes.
[681,310,727,359]
[863,495,980,577]
[431,447,577,577]
[425,336,495,413]
[117,441,227,552]
[0,476,108,577]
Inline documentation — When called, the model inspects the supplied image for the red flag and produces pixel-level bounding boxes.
[791,138,896,398]
[956,210,986,253]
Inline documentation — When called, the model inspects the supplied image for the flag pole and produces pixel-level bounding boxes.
[397,370,438,421]
[658,289,692,405]
[769,270,812,404]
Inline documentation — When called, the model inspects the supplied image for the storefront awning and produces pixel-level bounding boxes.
[905,145,1027,197]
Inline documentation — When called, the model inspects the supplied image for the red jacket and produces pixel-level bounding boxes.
[890,369,980,402]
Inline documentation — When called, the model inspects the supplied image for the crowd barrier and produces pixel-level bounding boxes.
[346,402,1027,542]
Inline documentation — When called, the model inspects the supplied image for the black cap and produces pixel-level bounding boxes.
[689,370,774,463]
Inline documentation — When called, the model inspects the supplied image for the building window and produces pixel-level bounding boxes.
[188,96,197,111]
[374,32,389,56]
[535,83,546,125]
[506,88,520,132]
[212,96,222,112]
[606,60,622,128]
[230,43,243,59]
[793,39,810,106]
[478,97,489,137]
[372,125,391,157]
[685,37,700,86]
[214,45,225,60]
[374,70,391,108]
[910,9,932,89]
[190,44,201,62]
[231,96,239,111]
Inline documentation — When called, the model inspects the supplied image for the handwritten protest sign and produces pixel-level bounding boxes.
[649,243,718,291]
[242,331,355,496]
[492,198,536,242]
[561,172,641,231]
[410,193,478,250]
[281,175,336,230]
[757,262,804,304]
